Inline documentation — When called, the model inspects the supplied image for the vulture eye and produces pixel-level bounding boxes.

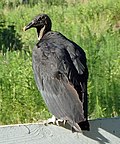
[38,17,42,22]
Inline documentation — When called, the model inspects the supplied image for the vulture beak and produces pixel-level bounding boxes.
[23,20,34,31]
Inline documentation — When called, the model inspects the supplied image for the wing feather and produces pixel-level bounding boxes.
[42,77,85,124]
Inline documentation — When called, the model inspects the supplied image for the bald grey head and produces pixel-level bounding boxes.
[23,14,52,40]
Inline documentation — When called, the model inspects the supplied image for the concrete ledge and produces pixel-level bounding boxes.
[0,117,120,144]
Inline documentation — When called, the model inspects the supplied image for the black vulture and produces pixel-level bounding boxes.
[24,14,89,132]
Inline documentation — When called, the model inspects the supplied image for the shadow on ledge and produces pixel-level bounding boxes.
[83,117,120,144]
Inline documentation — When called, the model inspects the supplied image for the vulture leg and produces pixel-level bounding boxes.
[44,115,66,126]
[44,115,56,125]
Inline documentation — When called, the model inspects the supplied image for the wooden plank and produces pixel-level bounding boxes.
[0,117,120,144]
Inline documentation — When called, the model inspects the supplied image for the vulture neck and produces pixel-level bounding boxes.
[37,25,51,41]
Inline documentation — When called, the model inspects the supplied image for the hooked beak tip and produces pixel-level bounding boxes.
[23,26,27,31]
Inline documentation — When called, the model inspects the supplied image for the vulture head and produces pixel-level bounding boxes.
[23,14,52,40]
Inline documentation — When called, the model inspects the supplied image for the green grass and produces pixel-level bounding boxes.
[0,0,120,124]
[0,51,51,124]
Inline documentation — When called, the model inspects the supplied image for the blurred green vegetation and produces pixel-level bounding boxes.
[0,0,120,124]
